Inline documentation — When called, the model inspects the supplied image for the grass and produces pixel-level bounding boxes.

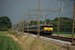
[29,38,60,50]
[0,31,8,36]
[0,31,21,50]
[53,32,75,38]
[18,34,66,50]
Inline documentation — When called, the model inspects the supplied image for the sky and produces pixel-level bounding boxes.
[0,0,74,24]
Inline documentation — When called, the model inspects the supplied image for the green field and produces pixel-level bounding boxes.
[53,32,75,38]
[0,31,8,36]
[0,31,21,50]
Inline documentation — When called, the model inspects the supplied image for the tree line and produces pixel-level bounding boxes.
[0,16,12,31]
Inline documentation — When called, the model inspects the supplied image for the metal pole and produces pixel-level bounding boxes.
[57,15,60,36]
[43,13,47,25]
[44,15,46,25]
[27,9,30,33]
[57,0,61,36]
[57,0,63,36]
[37,0,40,37]
[72,0,75,44]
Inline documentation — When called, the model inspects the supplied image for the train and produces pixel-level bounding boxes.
[24,24,53,35]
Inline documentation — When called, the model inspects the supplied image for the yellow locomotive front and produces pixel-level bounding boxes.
[41,24,53,35]
[44,27,53,31]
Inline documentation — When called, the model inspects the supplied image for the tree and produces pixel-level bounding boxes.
[53,17,72,32]
[60,17,72,32]
[45,19,51,24]
[29,20,37,25]
[0,16,12,31]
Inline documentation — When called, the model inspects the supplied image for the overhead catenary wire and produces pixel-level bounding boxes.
[24,0,73,37]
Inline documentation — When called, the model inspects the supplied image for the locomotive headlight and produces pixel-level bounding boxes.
[44,27,53,31]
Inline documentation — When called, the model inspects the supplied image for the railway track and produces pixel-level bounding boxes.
[43,35,75,45]
[26,32,75,45]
